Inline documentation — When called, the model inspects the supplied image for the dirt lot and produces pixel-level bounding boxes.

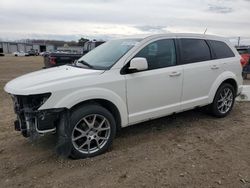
[0,56,250,188]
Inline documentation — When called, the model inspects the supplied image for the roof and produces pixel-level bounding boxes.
[144,33,226,41]
[120,33,227,42]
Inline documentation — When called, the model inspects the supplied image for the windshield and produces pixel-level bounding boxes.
[76,39,141,69]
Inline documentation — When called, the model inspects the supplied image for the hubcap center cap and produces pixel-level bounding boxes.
[88,131,96,140]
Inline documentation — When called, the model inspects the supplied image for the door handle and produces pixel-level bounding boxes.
[211,65,219,70]
[169,71,181,77]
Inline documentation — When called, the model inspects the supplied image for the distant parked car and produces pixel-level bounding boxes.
[43,41,105,68]
[39,51,49,56]
[13,51,29,57]
[43,52,83,68]
[27,49,38,56]
[236,47,250,79]
[0,48,4,56]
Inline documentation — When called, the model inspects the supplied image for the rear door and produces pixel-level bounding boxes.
[177,38,224,110]
[208,40,241,87]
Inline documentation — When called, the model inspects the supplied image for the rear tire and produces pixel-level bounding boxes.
[210,83,235,118]
[68,104,116,159]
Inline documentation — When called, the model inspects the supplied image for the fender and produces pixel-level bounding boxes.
[39,88,128,126]
[208,71,238,103]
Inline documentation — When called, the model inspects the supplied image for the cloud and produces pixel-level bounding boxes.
[229,37,250,46]
[134,25,168,33]
[0,0,249,41]
[208,4,233,13]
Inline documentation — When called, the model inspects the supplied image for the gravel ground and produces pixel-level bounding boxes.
[0,56,250,188]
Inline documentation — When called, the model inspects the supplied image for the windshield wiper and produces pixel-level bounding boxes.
[77,60,93,68]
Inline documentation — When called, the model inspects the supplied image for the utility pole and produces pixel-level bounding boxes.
[237,37,241,46]
[204,28,207,34]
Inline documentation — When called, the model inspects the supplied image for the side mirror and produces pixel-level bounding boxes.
[129,57,148,72]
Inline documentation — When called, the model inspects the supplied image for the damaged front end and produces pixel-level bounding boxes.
[11,93,64,139]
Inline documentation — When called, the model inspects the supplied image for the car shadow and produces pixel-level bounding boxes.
[116,108,211,138]
[29,108,214,155]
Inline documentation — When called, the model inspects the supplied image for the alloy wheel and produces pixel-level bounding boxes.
[217,87,233,114]
[71,114,111,154]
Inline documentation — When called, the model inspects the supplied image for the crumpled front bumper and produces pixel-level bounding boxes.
[11,95,64,138]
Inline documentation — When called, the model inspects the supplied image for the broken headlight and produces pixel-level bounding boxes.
[28,93,51,110]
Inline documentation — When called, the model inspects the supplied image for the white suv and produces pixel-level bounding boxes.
[4,34,243,159]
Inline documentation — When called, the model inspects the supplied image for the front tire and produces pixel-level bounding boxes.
[210,83,235,118]
[68,104,116,159]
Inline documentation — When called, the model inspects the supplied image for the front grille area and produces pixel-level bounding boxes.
[12,95,23,114]
[11,95,30,137]
[11,94,61,138]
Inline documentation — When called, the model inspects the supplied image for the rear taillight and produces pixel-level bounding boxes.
[49,57,56,65]
[240,57,247,67]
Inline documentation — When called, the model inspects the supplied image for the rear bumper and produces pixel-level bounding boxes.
[236,85,250,101]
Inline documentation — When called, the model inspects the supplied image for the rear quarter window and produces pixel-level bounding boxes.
[178,39,211,64]
[207,40,235,59]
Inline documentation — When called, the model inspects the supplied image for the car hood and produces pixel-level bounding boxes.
[4,65,104,95]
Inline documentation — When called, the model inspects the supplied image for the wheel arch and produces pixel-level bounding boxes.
[220,78,237,95]
[209,72,238,103]
[41,88,128,127]
[70,98,122,130]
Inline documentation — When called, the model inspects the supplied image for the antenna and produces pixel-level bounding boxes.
[204,28,208,34]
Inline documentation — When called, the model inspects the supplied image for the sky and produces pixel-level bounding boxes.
[0,0,250,44]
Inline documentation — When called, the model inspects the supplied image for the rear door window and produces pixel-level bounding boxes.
[208,40,235,59]
[178,39,211,64]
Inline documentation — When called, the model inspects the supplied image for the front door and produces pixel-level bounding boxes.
[125,39,183,124]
